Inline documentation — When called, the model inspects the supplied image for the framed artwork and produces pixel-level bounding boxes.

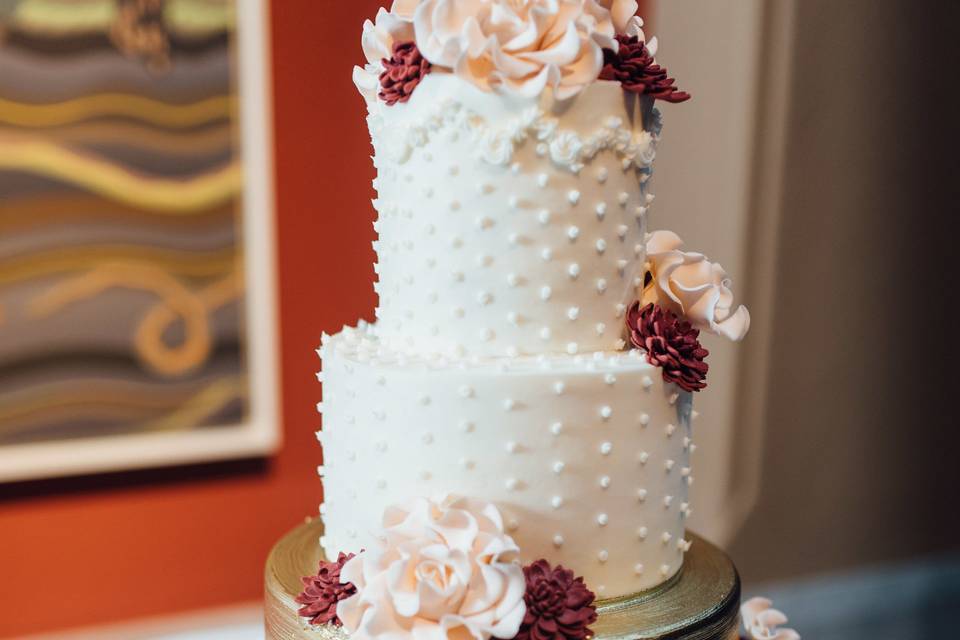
[0,0,278,482]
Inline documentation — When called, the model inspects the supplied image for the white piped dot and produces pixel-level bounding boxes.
[567,226,580,241]
[507,519,520,533]
[638,451,649,465]
[537,174,549,188]
[596,322,607,336]
[600,441,613,455]
[553,535,565,547]
[553,461,565,474]
[596,239,607,254]
[507,311,520,326]
[568,190,581,205]
[637,488,648,502]
[664,495,674,508]
[538,209,551,225]
[551,496,564,509]
[568,263,581,279]
[459,385,475,398]
[461,421,475,433]
[619,192,629,205]
[540,286,552,301]
[540,327,552,341]
[503,398,516,411]
[550,421,564,435]
[639,413,651,426]
[600,475,611,489]
[600,405,613,420]
[660,564,671,578]
[634,563,645,575]
[662,532,673,545]
[598,550,609,563]
[595,202,607,219]
[506,441,518,453]
[477,291,492,305]
[566,342,579,355]
[460,458,474,469]
[508,195,519,209]
[541,248,553,261]
[665,460,675,473]
[506,273,520,287]
[604,373,617,385]
[597,167,609,183]
[638,526,649,539]
[506,478,519,491]
[567,307,580,321]
[596,279,608,293]
[597,513,609,526]
[642,376,654,389]
[553,381,565,395]
[666,423,677,437]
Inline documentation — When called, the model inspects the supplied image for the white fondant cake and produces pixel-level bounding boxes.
[312,4,749,631]
[319,323,693,595]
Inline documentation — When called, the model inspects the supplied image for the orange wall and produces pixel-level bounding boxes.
[0,2,650,636]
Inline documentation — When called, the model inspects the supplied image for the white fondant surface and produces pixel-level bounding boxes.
[367,74,659,357]
[318,324,693,597]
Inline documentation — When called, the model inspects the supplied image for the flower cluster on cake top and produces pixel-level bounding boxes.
[625,231,750,392]
[354,1,688,104]
[298,496,597,640]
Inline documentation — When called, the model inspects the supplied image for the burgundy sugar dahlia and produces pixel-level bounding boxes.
[295,552,356,627]
[626,302,710,392]
[515,559,597,640]
[379,40,432,105]
[599,35,691,103]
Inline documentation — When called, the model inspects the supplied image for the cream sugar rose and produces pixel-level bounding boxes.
[304,1,752,639]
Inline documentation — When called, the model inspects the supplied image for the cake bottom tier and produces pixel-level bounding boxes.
[265,519,741,640]
[318,325,696,596]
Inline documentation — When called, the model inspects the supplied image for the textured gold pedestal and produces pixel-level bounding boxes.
[265,518,740,640]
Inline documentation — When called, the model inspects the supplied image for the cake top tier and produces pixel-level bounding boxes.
[353,2,698,358]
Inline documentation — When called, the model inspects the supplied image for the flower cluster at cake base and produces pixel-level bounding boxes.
[740,597,801,640]
[299,496,598,640]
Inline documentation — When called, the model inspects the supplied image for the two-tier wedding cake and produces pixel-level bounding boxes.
[277,3,796,640]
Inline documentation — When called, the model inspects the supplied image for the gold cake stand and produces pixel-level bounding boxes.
[265,518,740,640]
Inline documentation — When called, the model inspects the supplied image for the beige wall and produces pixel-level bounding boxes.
[727,0,957,582]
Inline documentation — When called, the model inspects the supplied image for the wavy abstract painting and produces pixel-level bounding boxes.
[0,0,276,479]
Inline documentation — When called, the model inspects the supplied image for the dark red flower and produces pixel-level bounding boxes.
[515,559,597,640]
[626,302,709,392]
[599,35,690,103]
[295,552,356,627]
[379,41,432,105]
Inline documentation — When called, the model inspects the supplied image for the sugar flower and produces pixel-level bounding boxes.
[337,496,527,640]
[642,230,750,341]
[741,597,801,640]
